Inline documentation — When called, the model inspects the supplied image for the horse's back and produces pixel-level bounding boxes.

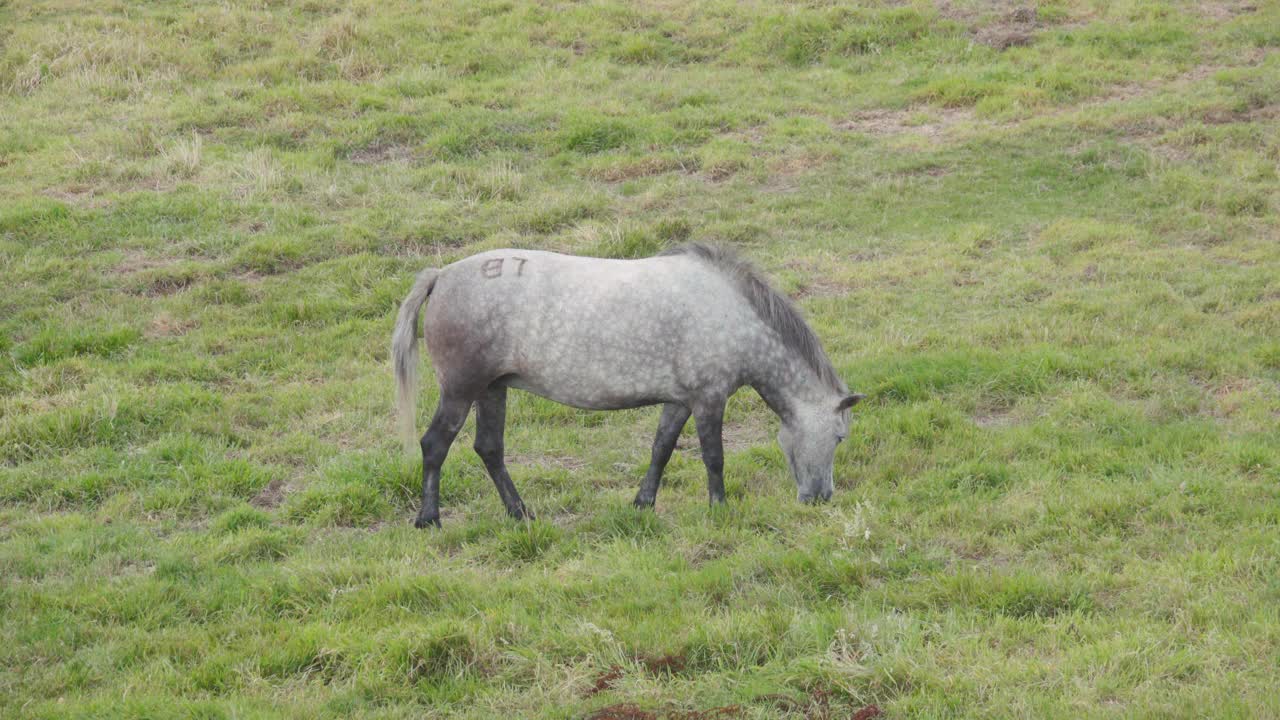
[422,249,754,406]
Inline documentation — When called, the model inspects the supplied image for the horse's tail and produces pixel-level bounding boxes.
[392,267,440,454]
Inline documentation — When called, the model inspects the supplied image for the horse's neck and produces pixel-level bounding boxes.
[750,355,825,423]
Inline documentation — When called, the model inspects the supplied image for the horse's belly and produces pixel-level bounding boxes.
[502,366,674,411]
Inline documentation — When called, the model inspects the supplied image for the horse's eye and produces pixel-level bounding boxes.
[836,434,847,443]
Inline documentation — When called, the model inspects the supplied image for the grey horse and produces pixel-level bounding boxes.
[392,243,863,527]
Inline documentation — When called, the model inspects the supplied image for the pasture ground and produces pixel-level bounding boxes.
[2,1,1279,717]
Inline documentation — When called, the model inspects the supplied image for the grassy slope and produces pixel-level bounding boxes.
[2,1,1279,717]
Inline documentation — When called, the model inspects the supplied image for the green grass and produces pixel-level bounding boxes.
[2,1,1279,717]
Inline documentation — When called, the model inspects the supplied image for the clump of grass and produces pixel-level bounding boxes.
[212,527,296,563]
[232,235,310,274]
[943,460,1013,494]
[1038,218,1135,264]
[496,520,561,561]
[378,622,481,682]
[654,218,692,244]
[587,504,665,541]
[588,224,666,259]
[284,482,392,526]
[447,160,524,202]
[163,131,203,177]
[257,625,351,681]
[927,569,1096,619]
[236,147,282,195]
[15,324,140,365]
[750,6,939,66]
[0,198,71,237]
[213,505,272,534]
[519,195,608,234]
[562,116,637,154]
[611,34,681,65]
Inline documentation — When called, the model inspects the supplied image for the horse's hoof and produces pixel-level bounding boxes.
[508,505,535,521]
[414,514,441,529]
[632,496,655,510]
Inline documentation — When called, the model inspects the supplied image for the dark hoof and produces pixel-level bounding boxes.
[507,504,535,521]
[798,490,833,504]
[633,495,655,510]
[414,514,441,529]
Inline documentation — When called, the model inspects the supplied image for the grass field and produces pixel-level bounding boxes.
[2,1,1279,717]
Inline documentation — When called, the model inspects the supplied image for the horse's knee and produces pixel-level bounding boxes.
[473,440,503,467]
[420,433,450,466]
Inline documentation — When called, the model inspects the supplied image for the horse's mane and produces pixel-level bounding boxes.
[661,243,844,392]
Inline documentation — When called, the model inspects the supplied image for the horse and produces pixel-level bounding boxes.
[392,243,864,527]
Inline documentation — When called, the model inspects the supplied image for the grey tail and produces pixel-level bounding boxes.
[392,267,440,454]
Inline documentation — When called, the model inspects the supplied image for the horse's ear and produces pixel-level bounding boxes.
[837,393,866,411]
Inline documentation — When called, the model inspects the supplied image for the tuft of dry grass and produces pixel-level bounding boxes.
[163,132,203,178]
[235,147,282,196]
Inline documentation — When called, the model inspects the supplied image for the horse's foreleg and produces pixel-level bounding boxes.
[474,385,532,521]
[693,401,727,505]
[415,395,472,528]
[633,403,690,509]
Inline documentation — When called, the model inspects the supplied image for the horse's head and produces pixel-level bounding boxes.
[779,392,864,503]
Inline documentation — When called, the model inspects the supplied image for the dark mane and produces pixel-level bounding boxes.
[661,243,844,392]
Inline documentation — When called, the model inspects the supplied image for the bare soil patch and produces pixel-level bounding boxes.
[973,406,1016,428]
[973,6,1037,50]
[146,312,197,338]
[640,653,687,677]
[585,665,623,697]
[250,477,289,508]
[113,251,181,276]
[720,417,771,452]
[1192,1,1259,20]
[681,538,736,566]
[347,142,415,164]
[937,2,1044,50]
[763,150,834,193]
[785,257,856,299]
[756,687,882,719]
[835,107,974,140]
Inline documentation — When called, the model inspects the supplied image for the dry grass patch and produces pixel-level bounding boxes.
[250,477,290,509]
[510,452,590,472]
[784,257,857,299]
[145,313,198,338]
[163,132,203,177]
[835,107,975,141]
[585,155,688,183]
[348,142,417,165]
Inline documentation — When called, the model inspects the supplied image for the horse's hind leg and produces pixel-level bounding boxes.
[415,395,472,528]
[634,403,690,509]
[693,400,727,505]
[474,385,532,521]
